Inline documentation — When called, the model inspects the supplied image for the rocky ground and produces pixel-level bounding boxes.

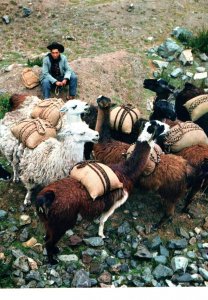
[0,0,208,289]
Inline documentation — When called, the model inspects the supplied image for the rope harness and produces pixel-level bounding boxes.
[113,104,139,132]
[185,94,208,115]
[17,118,53,145]
[74,160,111,194]
[164,121,203,153]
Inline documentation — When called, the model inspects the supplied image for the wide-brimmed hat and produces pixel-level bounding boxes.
[47,42,64,53]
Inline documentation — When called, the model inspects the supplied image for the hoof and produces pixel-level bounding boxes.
[53,246,60,255]
[48,258,58,265]
[24,200,31,206]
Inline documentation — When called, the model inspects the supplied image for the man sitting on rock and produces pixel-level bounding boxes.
[40,42,77,100]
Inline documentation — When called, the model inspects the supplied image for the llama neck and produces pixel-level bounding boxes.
[95,106,111,141]
[66,114,82,124]
[116,141,151,184]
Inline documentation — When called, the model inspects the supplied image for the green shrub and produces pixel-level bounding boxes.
[178,28,208,54]
[0,94,10,119]
[27,57,43,67]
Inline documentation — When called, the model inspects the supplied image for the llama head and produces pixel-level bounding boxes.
[58,123,99,144]
[138,120,170,147]
[96,95,111,109]
[143,78,175,95]
[60,100,90,115]
[151,100,176,121]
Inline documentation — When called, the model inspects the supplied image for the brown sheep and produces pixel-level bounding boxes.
[9,94,28,111]
[35,121,166,264]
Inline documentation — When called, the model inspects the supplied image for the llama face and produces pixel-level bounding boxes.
[59,124,99,143]
[138,120,170,143]
[60,100,90,115]
[143,78,175,94]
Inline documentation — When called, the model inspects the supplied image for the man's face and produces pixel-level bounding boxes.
[51,49,60,60]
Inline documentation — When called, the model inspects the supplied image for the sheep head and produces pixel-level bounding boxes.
[58,123,99,144]
[60,99,90,115]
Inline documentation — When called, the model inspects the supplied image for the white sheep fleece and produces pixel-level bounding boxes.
[19,123,98,204]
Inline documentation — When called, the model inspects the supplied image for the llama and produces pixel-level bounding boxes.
[0,99,90,182]
[9,94,28,111]
[35,121,166,264]
[19,122,99,206]
[143,78,177,102]
[93,96,131,164]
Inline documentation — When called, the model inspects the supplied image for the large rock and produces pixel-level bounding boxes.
[71,269,91,287]
[167,239,188,250]
[83,237,104,247]
[157,38,183,58]
[153,264,173,280]
[171,256,188,273]
[0,210,7,220]
[179,49,193,65]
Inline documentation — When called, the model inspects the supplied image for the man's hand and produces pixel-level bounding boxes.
[55,81,63,87]
[62,79,67,86]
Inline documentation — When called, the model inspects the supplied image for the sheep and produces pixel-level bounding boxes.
[9,94,28,111]
[19,122,99,206]
[35,120,165,264]
[0,164,11,181]
[0,99,90,182]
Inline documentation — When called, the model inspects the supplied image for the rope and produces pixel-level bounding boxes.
[113,104,139,132]
[55,86,60,96]
[73,160,111,194]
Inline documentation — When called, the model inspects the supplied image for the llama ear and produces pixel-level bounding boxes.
[60,106,68,113]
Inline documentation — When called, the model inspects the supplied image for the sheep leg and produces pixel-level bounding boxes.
[12,149,20,182]
[24,183,36,206]
[98,190,129,238]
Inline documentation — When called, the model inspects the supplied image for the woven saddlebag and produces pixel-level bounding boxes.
[164,121,208,153]
[125,143,163,176]
[183,94,208,121]
[70,161,123,200]
[110,104,141,134]
[21,67,40,89]
[11,118,56,149]
[31,98,64,129]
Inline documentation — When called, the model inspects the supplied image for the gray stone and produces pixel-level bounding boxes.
[2,15,10,24]
[170,68,183,78]
[83,237,104,247]
[167,238,188,250]
[141,267,154,283]
[176,227,189,239]
[117,221,131,235]
[22,7,32,17]
[12,249,25,258]
[19,215,31,226]
[198,53,208,62]
[189,237,197,245]
[0,210,7,220]
[25,280,37,288]
[172,273,193,283]
[171,256,188,273]
[186,71,194,78]
[194,72,207,80]
[182,75,188,81]
[13,256,30,273]
[191,274,204,283]
[157,38,183,58]
[134,245,152,259]
[71,269,91,287]
[19,227,29,242]
[25,270,41,282]
[82,248,98,257]
[132,280,144,287]
[171,27,193,39]
[187,251,196,259]
[58,254,78,263]
[179,49,193,65]
[153,264,173,280]
[187,263,198,274]
[145,236,162,250]
[106,256,117,266]
[90,278,98,286]
[159,245,169,257]
[196,67,206,73]
[154,255,167,265]
[199,267,208,280]
[13,277,26,287]
[152,60,169,69]
[9,226,18,232]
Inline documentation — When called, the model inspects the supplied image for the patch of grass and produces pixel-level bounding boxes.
[178,28,208,54]
[0,94,10,119]
[0,258,14,288]
[27,57,43,67]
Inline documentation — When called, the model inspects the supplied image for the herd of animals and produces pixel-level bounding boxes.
[0,78,208,264]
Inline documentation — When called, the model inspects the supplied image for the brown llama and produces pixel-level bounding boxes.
[9,94,29,111]
[35,121,165,264]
